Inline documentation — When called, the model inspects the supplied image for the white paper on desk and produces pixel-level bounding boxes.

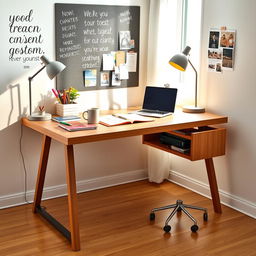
[126,52,137,72]
[119,64,129,80]
[103,53,114,71]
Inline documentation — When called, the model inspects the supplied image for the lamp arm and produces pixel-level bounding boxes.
[28,65,46,115]
[188,59,198,107]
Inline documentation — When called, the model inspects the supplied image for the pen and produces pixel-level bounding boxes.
[60,121,71,126]
[112,114,132,121]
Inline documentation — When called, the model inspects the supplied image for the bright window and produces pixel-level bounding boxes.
[147,0,203,106]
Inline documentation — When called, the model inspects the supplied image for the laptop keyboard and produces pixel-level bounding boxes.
[138,109,168,114]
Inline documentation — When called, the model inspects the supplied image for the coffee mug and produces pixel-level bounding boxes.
[82,108,100,124]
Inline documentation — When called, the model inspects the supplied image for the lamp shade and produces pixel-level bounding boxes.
[40,55,66,80]
[168,46,191,71]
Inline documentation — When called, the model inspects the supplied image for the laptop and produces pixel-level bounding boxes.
[136,86,178,118]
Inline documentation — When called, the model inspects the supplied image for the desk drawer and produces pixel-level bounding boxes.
[143,126,226,161]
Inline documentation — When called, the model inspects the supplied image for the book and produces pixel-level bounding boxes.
[170,145,190,154]
[58,121,97,131]
[52,115,81,122]
[160,132,191,149]
[99,113,154,127]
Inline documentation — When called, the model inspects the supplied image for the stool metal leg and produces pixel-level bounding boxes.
[180,206,198,225]
[164,205,180,226]
[182,204,207,213]
[151,203,177,213]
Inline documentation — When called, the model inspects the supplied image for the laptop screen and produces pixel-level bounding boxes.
[142,86,178,112]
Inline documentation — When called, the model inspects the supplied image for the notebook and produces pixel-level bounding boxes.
[136,86,178,117]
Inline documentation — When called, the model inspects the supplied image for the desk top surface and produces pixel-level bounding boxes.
[22,109,228,145]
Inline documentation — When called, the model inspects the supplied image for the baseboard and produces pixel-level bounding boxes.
[169,170,256,219]
[0,169,148,209]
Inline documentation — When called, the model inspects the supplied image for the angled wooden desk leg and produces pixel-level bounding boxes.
[64,145,80,251]
[33,135,51,213]
[205,158,222,213]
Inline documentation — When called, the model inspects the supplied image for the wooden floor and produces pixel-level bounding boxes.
[0,180,255,256]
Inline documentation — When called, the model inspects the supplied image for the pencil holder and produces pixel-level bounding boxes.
[56,103,81,117]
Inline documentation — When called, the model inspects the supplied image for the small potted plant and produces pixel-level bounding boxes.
[68,87,80,104]
[55,87,81,116]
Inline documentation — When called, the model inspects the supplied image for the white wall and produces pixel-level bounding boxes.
[170,0,256,217]
[0,0,150,208]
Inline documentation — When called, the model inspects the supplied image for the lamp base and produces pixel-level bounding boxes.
[28,112,52,121]
[182,105,205,113]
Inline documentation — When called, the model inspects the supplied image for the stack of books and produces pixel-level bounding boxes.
[160,132,191,153]
[52,116,97,132]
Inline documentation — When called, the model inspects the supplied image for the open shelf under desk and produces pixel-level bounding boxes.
[143,126,226,161]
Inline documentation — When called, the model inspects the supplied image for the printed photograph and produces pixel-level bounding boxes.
[222,48,233,69]
[216,62,222,72]
[208,63,216,72]
[111,72,121,86]
[129,39,135,49]
[220,31,235,48]
[100,72,110,86]
[208,49,222,59]
[119,31,131,50]
[84,69,97,87]
[208,30,220,49]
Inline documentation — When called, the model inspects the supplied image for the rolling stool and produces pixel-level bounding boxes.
[149,200,208,233]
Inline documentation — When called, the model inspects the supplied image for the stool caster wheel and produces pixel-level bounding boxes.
[163,225,171,233]
[191,224,199,232]
[203,212,208,221]
[149,212,155,221]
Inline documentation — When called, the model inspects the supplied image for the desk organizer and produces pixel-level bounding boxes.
[56,103,81,117]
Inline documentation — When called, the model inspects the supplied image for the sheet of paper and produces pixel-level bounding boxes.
[115,51,126,67]
[119,64,129,80]
[103,53,114,71]
[115,66,120,74]
[126,52,137,72]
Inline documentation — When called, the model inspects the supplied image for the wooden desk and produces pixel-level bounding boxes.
[22,109,228,251]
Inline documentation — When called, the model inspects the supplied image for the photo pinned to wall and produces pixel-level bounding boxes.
[119,31,131,50]
[112,72,121,86]
[216,62,222,73]
[208,30,220,49]
[100,72,110,86]
[129,39,135,49]
[208,63,216,72]
[208,49,222,72]
[84,69,97,87]
[222,48,234,69]
[208,28,236,72]
[220,31,235,48]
